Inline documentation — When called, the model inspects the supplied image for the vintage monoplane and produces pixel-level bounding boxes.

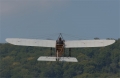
[6,33,115,62]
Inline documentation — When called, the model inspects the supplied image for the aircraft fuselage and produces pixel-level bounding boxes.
[56,37,65,57]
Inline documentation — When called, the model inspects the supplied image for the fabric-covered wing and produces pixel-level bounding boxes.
[65,40,115,48]
[6,38,56,48]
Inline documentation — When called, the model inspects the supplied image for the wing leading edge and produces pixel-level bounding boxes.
[65,40,115,48]
[6,38,56,48]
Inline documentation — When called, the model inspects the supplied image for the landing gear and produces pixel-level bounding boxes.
[69,48,71,57]
[64,50,66,57]
[50,48,52,56]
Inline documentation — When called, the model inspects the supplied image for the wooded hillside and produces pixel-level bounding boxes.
[0,39,120,78]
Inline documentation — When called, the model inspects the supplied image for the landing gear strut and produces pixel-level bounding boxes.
[69,48,71,57]
[50,48,52,56]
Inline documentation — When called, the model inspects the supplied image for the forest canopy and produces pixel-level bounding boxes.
[0,39,120,78]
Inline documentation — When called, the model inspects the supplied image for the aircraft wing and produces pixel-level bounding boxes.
[65,40,115,48]
[6,38,56,48]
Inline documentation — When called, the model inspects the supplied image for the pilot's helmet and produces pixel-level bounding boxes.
[59,37,62,41]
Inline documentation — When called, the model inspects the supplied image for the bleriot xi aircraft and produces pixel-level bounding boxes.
[6,33,115,62]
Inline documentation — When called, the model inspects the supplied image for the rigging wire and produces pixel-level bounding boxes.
[62,33,91,40]
[23,33,92,40]
[26,33,60,40]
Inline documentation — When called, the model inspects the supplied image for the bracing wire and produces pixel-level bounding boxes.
[27,33,60,40]
[62,33,90,40]
[25,33,91,40]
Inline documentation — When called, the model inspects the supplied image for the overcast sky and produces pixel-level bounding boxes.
[0,0,120,43]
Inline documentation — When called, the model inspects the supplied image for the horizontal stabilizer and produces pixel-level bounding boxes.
[37,56,56,61]
[59,57,78,62]
[37,56,78,62]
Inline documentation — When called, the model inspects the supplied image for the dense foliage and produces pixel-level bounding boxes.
[0,39,120,78]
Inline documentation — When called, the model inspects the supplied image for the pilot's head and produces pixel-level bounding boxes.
[59,37,62,41]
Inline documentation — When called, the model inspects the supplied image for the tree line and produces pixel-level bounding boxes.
[0,39,120,78]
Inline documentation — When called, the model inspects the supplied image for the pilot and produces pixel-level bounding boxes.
[57,37,63,44]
